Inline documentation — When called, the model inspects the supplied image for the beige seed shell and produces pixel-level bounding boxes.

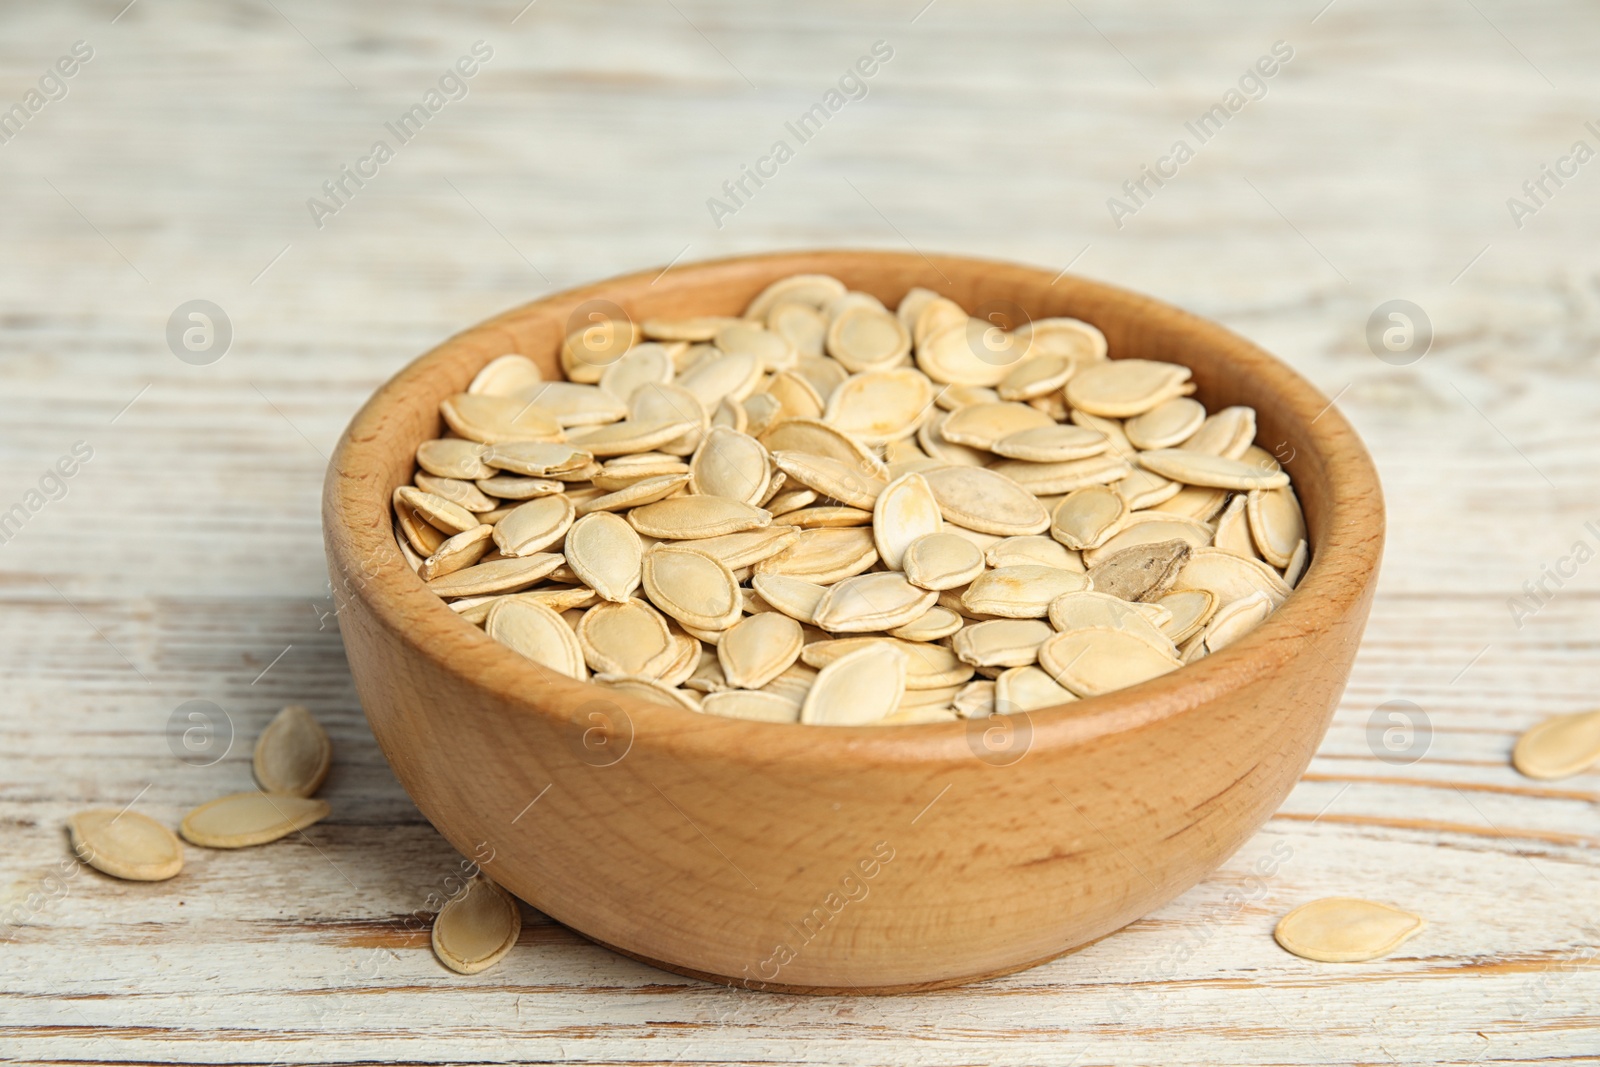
[577,599,676,678]
[426,554,564,597]
[753,527,879,585]
[770,451,887,510]
[873,473,943,570]
[995,665,1077,712]
[1511,709,1600,780]
[468,353,543,396]
[1065,359,1193,418]
[901,532,986,591]
[962,566,1091,619]
[701,689,803,723]
[486,596,588,679]
[985,535,1083,572]
[991,423,1109,462]
[627,496,771,540]
[1174,548,1293,607]
[1083,516,1215,566]
[1038,628,1181,698]
[811,572,938,633]
[760,417,886,473]
[823,368,933,443]
[1051,485,1129,550]
[1182,405,1256,458]
[689,427,771,505]
[492,495,575,557]
[952,619,1054,668]
[1138,448,1290,491]
[744,273,849,320]
[252,705,332,797]
[179,792,331,849]
[1274,898,1425,963]
[394,487,478,536]
[418,524,495,581]
[1124,397,1206,450]
[922,466,1049,536]
[888,605,964,641]
[641,546,743,630]
[940,402,1055,450]
[1155,588,1218,645]
[1048,591,1175,651]
[989,454,1133,496]
[440,393,564,444]
[564,512,644,602]
[1014,317,1107,363]
[1247,485,1307,568]
[800,643,907,726]
[417,438,495,480]
[68,809,183,881]
[997,352,1076,401]
[481,441,593,477]
[718,611,805,689]
[750,573,829,624]
[432,876,522,975]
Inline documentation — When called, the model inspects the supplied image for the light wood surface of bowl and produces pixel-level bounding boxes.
[322,250,1384,993]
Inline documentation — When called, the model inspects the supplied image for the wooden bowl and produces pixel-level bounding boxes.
[323,250,1383,993]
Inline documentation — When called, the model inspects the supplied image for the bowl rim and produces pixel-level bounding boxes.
[324,249,1384,767]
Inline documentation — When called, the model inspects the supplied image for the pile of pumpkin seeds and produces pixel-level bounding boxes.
[393,273,1312,725]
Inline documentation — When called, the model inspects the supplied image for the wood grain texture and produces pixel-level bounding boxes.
[2,0,1598,1062]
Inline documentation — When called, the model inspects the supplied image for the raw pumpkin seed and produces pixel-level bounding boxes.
[432,876,522,975]
[1511,709,1600,780]
[179,792,331,849]
[253,705,332,797]
[1273,898,1424,963]
[69,809,184,881]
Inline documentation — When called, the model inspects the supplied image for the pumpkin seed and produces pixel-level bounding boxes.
[1082,515,1214,566]
[985,535,1083,572]
[628,496,770,539]
[481,441,593,477]
[1282,539,1310,587]
[643,316,740,342]
[1047,591,1174,651]
[901,532,986,591]
[745,273,848,320]
[1174,548,1292,607]
[824,369,933,443]
[989,454,1133,496]
[641,546,743,630]
[962,566,1090,618]
[426,554,564,597]
[417,438,495,480]
[997,352,1076,401]
[753,527,879,584]
[576,598,676,677]
[750,572,829,624]
[995,665,1077,712]
[1065,360,1192,418]
[991,423,1109,462]
[179,792,331,849]
[1123,397,1206,450]
[718,611,805,689]
[952,619,1054,668]
[1210,494,1260,561]
[688,427,771,505]
[1014,317,1107,363]
[923,466,1050,536]
[68,809,183,881]
[419,524,495,581]
[800,643,907,725]
[432,876,522,975]
[563,512,643,602]
[812,572,938,633]
[469,354,543,396]
[441,393,564,444]
[395,487,479,536]
[888,605,965,641]
[1154,588,1218,645]
[1051,485,1128,550]
[1273,898,1424,963]
[702,689,803,723]
[1038,628,1181,697]
[826,304,912,372]
[492,495,575,557]
[486,596,588,678]
[253,705,332,797]
[872,473,944,570]
[1511,709,1600,780]
[1181,405,1256,458]
[770,451,886,509]
[1247,485,1307,568]
[1086,539,1192,602]
[1138,449,1290,491]
[941,402,1055,450]
[801,637,973,689]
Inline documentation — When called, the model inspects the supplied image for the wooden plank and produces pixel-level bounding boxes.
[2,0,1599,1062]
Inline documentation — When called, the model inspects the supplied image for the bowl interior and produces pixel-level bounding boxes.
[326,249,1383,764]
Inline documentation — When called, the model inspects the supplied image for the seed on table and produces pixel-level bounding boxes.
[253,705,332,798]
[432,876,523,975]
[1273,898,1424,963]
[1511,708,1600,780]
[68,809,184,881]
[179,792,331,849]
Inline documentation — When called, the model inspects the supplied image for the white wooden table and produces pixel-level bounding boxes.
[3,1,1597,1063]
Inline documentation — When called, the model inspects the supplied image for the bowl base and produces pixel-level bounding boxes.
[579,925,1115,995]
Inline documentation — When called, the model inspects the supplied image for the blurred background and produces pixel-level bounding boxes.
[3,2,1597,1064]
